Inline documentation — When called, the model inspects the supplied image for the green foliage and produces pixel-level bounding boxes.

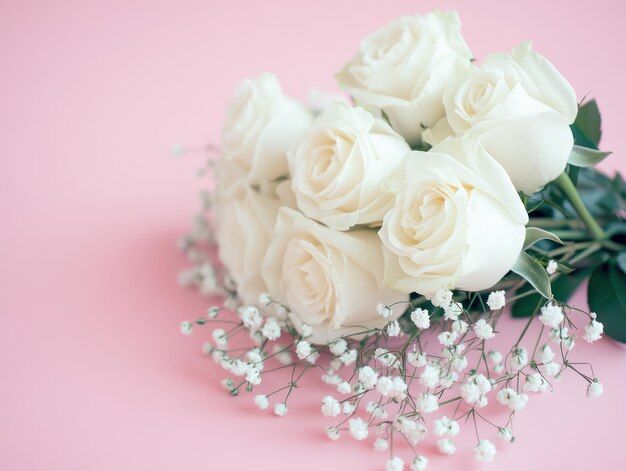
[568,145,612,167]
[571,99,602,149]
[588,259,626,343]
[512,266,593,318]
[523,227,563,250]
[512,252,552,299]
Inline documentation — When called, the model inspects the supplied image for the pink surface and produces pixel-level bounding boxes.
[1,1,626,469]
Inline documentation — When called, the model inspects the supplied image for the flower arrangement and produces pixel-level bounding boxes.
[177,10,625,470]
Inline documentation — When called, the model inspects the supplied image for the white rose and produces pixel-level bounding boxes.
[222,73,313,184]
[424,42,578,195]
[379,136,528,296]
[336,10,472,145]
[214,169,281,305]
[288,102,410,230]
[262,208,404,344]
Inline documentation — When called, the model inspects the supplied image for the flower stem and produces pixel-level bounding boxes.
[554,172,606,241]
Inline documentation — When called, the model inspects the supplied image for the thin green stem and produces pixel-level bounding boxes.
[554,172,606,241]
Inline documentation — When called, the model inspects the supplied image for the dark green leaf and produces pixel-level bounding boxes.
[511,252,552,299]
[512,267,591,318]
[568,145,612,167]
[588,260,626,342]
[572,99,602,149]
[523,227,564,250]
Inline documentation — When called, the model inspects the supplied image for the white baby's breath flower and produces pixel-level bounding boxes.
[321,396,341,418]
[274,402,288,416]
[386,320,402,337]
[419,364,440,389]
[583,320,604,343]
[444,302,463,321]
[487,290,506,310]
[275,304,288,317]
[230,359,251,376]
[587,380,604,399]
[386,457,404,471]
[510,347,528,371]
[498,427,513,442]
[254,394,269,410]
[563,335,576,351]
[349,418,369,440]
[258,292,272,306]
[394,417,426,445]
[245,368,261,385]
[375,348,399,369]
[296,340,312,360]
[451,356,468,373]
[207,306,220,318]
[326,426,340,440]
[337,381,351,394]
[341,349,358,366]
[416,393,439,413]
[359,366,379,389]
[473,319,495,340]
[437,331,458,347]
[247,349,264,369]
[496,388,529,410]
[366,401,388,420]
[475,439,497,462]
[431,289,453,308]
[261,317,281,341]
[391,376,408,399]
[433,416,460,437]
[201,342,212,355]
[212,328,228,347]
[180,321,193,336]
[549,326,568,344]
[460,374,491,407]
[410,308,431,330]
[451,319,468,334]
[487,350,502,364]
[240,306,263,329]
[539,344,555,363]
[376,376,394,396]
[546,259,558,275]
[300,323,313,338]
[407,350,427,368]
[330,338,348,356]
[322,373,342,385]
[221,378,236,392]
[523,372,548,392]
[343,402,356,415]
[411,456,428,471]
[544,361,560,377]
[437,438,457,455]
[539,303,564,328]
[439,371,459,389]
[377,303,392,318]
[374,438,388,452]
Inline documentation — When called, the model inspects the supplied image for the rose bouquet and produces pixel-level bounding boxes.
[177,10,625,470]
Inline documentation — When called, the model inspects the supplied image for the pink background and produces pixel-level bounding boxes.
[2,1,626,469]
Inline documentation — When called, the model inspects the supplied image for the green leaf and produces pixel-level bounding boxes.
[568,145,612,167]
[512,267,591,318]
[523,227,564,250]
[511,252,552,299]
[588,260,626,342]
[572,99,602,149]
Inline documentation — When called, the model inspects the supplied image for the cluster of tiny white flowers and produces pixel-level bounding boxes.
[178,224,605,470]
